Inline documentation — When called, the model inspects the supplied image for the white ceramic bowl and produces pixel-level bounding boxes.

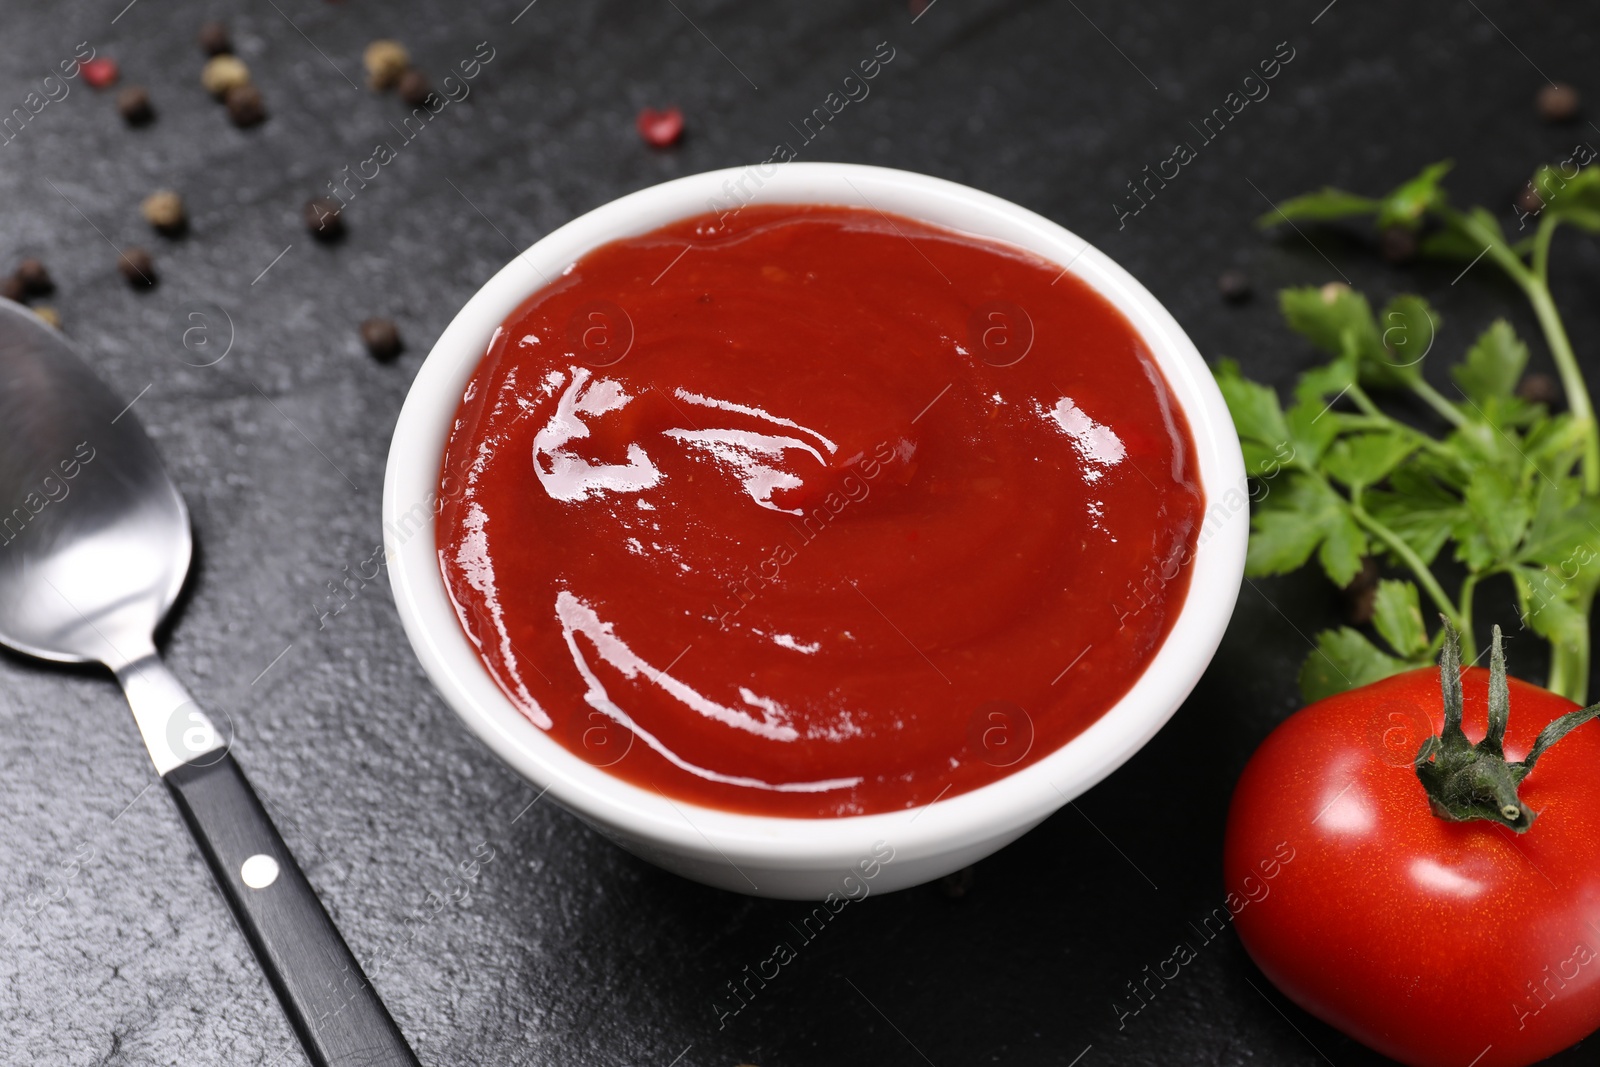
[384,162,1246,900]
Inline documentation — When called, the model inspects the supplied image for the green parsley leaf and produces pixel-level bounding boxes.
[1240,439,1288,478]
[1369,294,1437,387]
[1257,187,1380,228]
[1419,226,1489,262]
[1444,418,1524,481]
[1376,161,1453,229]
[1214,358,1291,450]
[1524,412,1589,470]
[1457,466,1533,568]
[1283,391,1341,468]
[1518,486,1600,583]
[1318,507,1368,587]
[1322,431,1417,489]
[1245,474,1328,576]
[1292,357,1359,408]
[1363,465,1464,565]
[1461,206,1509,251]
[1299,627,1418,703]
[1512,565,1588,649]
[1278,288,1438,390]
[1246,473,1367,586]
[1280,286,1381,362]
[1452,320,1528,404]
[1533,164,1600,233]
[1371,579,1429,657]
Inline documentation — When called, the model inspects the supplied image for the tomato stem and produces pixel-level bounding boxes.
[1415,620,1600,832]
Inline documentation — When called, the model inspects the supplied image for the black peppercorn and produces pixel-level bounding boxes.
[304,197,345,241]
[1217,269,1251,304]
[117,85,154,126]
[16,258,52,296]
[225,84,266,128]
[1342,557,1380,626]
[118,247,157,288]
[397,69,432,108]
[198,21,231,56]
[360,317,402,360]
[1379,227,1417,264]
[939,867,975,899]
[1517,373,1561,407]
[1537,83,1580,124]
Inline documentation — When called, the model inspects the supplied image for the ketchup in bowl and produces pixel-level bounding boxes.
[436,204,1203,818]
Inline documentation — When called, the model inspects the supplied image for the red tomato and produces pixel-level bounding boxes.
[1225,666,1600,1067]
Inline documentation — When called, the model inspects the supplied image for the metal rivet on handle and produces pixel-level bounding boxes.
[241,853,280,889]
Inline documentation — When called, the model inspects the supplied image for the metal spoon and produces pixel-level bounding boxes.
[0,298,421,1067]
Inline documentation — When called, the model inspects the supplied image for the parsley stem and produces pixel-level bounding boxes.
[1547,613,1592,706]
[1450,206,1600,494]
[1342,391,1456,459]
[1409,378,1467,428]
[1531,212,1558,285]
[1459,571,1478,645]
[1521,279,1600,495]
[1345,494,1468,647]
[1345,383,1385,420]
[1450,207,1532,287]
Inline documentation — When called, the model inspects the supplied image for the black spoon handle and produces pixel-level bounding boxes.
[164,752,422,1067]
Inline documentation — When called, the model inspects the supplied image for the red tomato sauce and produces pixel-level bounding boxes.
[436,204,1203,817]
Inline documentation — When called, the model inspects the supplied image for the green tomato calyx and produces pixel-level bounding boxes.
[1415,620,1600,833]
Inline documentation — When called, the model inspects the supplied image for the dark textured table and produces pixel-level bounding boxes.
[4,1,1599,1064]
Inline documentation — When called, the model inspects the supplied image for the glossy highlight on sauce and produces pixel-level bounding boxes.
[437,204,1204,817]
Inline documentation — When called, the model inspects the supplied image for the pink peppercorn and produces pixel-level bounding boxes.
[80,57,119,89]
[636,106,684,148]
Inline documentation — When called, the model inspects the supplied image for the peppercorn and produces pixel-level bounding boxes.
[938,866,976,899]
[1,274,24,303]
[141,190,187,237]
[1517,372,1561,407]
[363,39,410,90]
[636,106,685,148]
[117,85,154,126]
[80,57,118,90]
[118,247,156,287]
[201,55,250,99]
[33,307,61,329]
[360,317,402,360]
[1343,557,1380,626]
[1537,83,1580,124]
[225,84,266,127]
[1217,269,1251,303]
[16,258,52,296]
[304,197,345,241]
[1379,226,1417,264]
[198,20,231,56]
[397,69,431,108]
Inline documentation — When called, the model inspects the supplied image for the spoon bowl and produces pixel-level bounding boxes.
[0,298,189,667]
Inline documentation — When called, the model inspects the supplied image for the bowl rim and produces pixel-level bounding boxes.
[383,161,1247,870]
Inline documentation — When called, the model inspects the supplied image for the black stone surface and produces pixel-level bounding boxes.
[2,2,1599,1064]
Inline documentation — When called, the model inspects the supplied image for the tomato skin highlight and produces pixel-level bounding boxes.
[1225,667,1600,1067]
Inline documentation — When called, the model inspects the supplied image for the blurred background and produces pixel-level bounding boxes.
[1,1,1597,1063]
